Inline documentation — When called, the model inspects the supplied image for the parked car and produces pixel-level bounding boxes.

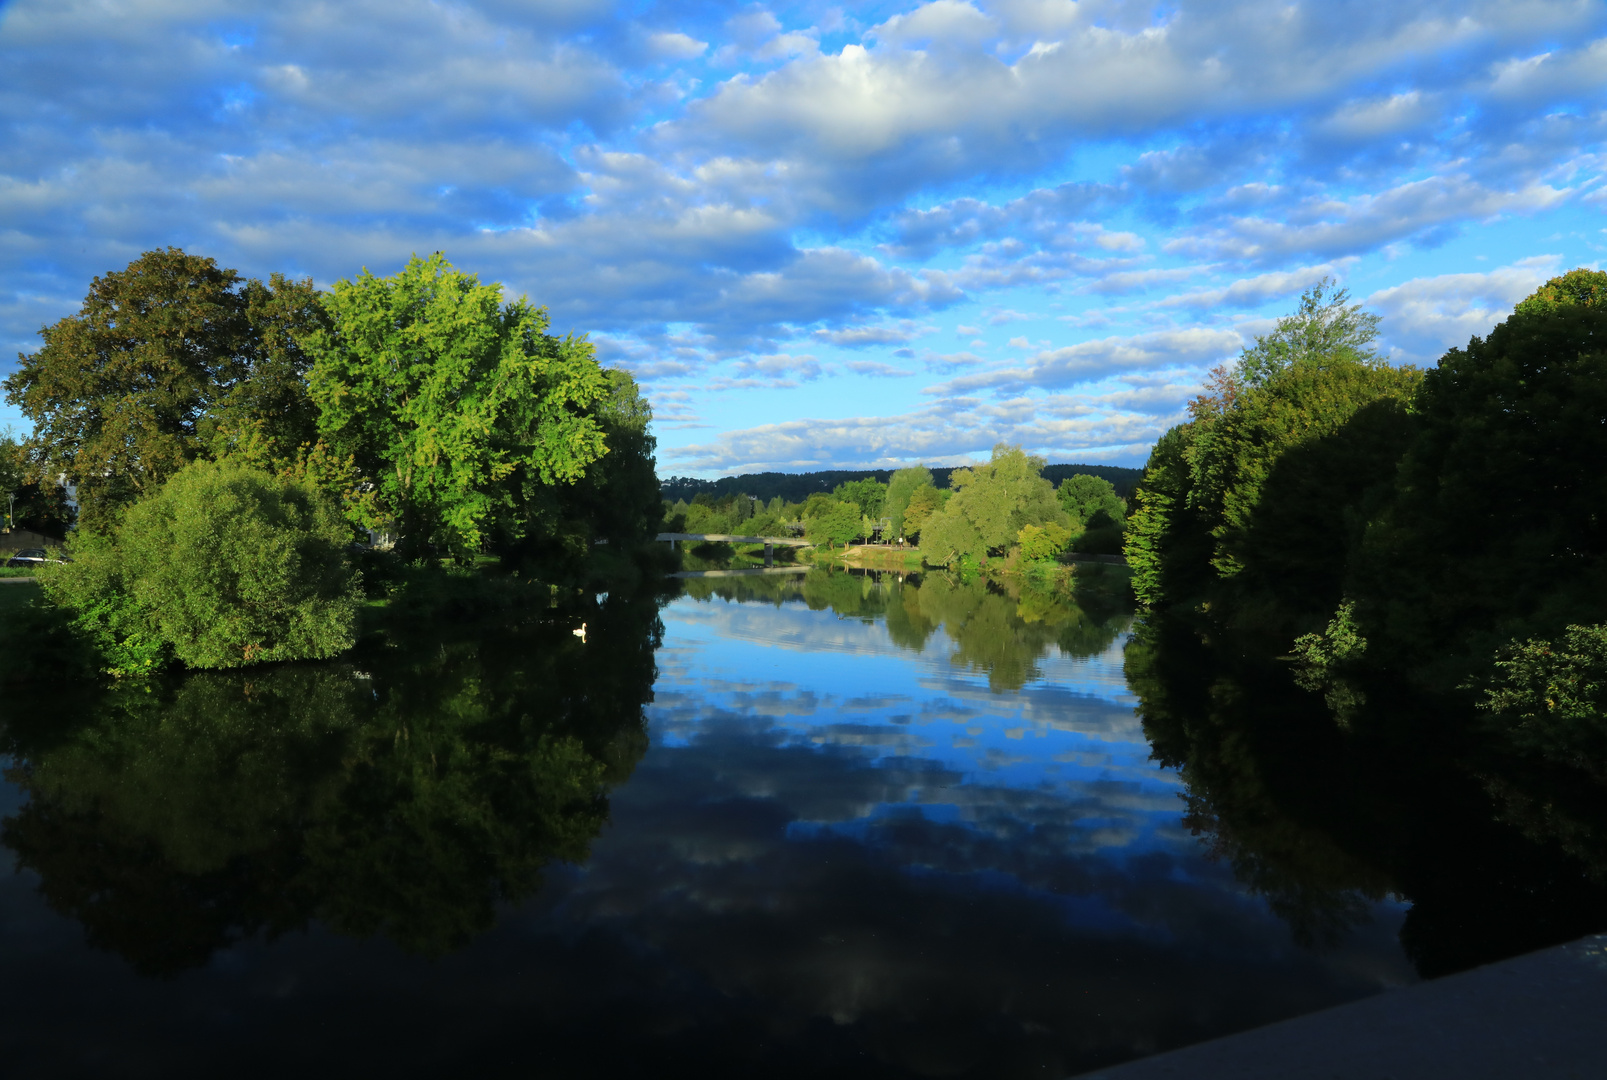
[5,548,69,568]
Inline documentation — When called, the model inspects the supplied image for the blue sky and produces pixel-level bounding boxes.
[2,0,1604,474]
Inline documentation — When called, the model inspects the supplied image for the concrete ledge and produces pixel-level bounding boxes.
[1073,933,1607,1080]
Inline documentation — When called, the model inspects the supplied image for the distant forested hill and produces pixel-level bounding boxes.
[660,463,1142,503]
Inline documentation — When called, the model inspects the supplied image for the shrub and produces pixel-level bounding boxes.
[41,460,360,672]
[1017,522,1071,561]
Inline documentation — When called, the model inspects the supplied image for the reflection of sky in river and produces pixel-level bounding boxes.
[628,589,1411,962]
[655,597,1180,862]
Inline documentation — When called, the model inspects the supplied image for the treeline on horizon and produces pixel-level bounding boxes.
[1124,270,1607,745]
[659,463,1142,505]
[1,247,664,678]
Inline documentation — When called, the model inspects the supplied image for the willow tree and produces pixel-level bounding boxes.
[920,445,1067,567]
[305,253,610,557]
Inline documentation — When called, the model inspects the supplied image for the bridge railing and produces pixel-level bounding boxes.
[655,532,813,546]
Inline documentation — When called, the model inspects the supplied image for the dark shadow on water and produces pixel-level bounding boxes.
[0,587,664,976]
[1127,613,1607,976]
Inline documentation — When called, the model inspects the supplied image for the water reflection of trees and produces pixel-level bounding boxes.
[0,590,662,976]
[682,569,1132,692]
[1127,615,1607,976]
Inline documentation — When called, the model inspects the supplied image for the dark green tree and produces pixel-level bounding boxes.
[1349,290,1607,681]
[831,477,888,521]
[4,248,324,533]
[0,432,75,536]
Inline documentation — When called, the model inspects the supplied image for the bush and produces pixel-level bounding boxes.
[41,460,360,672]
[1017,522,1071,561]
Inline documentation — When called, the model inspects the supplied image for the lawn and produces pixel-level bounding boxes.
[0,581,40,620]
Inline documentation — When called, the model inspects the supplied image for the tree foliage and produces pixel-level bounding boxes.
[40,460,359,672]
[1017,521,1071,561]
[3,249,326,532]
[1233,277,1382,388]
[901,482,944,541]
[306,253,609,557]
[920,445,1068,567]
[803,498,861,548]
[0,432,75,536]
[1124,280,1417,630]
[831,477,888,521]
[884,465,933,537]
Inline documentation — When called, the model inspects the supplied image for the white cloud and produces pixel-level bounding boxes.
[1367,259,1557,361]
[649,31,709,61]
[926,327,1243,396]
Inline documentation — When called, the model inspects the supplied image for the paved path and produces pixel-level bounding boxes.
[0,577,39,585]
[1073,933,1607,1080]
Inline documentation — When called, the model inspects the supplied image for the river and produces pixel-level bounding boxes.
[0,569,1598,1077]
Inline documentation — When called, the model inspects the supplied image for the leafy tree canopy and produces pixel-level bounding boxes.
[3,248,325,532]
[1511,268,1607,319]
[884,465,933,537]
[831,477,888,520]
[305,253,610,557]
[1232,277,1382,389]
[803,497,860,548]
[40,460,359,672]
[1057,473,1125,529]
[901,482,944,542]
[1,432,75,536]
[920,445,1068,567]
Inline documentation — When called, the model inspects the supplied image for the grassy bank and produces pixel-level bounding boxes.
[0,580,39,619]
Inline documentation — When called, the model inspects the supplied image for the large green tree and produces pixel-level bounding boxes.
[920,445,1067,567]
[4,248,324,532]
[305,253,610,557]
[1125,280,1415,628]
[803,497,861,548]
[1349,274,1607,680]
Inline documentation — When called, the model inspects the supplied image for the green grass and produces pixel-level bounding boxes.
[0,566,39,578]
[0,580,40,619]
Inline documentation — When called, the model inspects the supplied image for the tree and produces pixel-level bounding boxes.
[1349,289,1607,679]
[40,460,359,672]
[1233,277,1382,388]
[803,498,860,548]
[919,445,1068,567]
[4,248,324,532]
[884,465,933,538]
[1123,280,1412,623]
[1017,522,1071,561]
[1057,474,1124,529]
[1511,268,1607,319]
[305,253,610,557]
[901,482,943,542]
[0,431,74,536]
[504,368,663,572]
[831,477,888,521]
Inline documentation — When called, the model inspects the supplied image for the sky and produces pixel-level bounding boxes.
[1,0,1604,476]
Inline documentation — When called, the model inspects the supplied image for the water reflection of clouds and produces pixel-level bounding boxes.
[568,590,1419,1061]
[652,597,1192,875]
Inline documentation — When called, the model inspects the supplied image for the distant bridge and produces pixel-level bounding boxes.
[656,532,812,567]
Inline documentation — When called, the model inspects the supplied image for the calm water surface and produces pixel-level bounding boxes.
[0,572,1531,1077]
